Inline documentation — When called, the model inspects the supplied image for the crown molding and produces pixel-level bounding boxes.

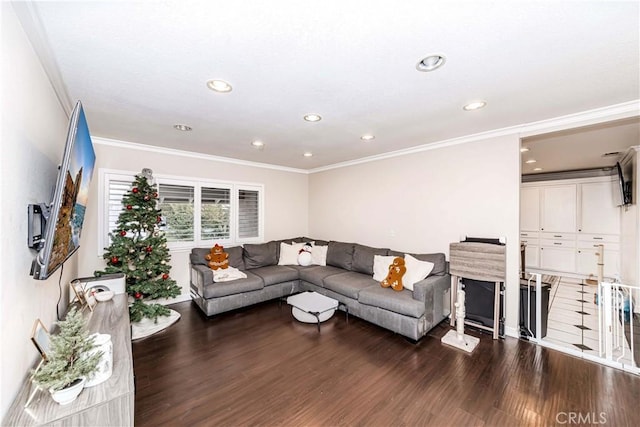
[11,1,73,117]
[309,100,640,174]
[92,137,309,175]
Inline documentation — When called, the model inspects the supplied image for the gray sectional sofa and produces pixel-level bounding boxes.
[189,238,451,341]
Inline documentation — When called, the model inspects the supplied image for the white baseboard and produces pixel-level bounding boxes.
[504,326,520,339]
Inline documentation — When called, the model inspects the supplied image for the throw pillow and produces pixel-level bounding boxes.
[298,243,313,266]
[403,253,434,291]
[311,244,328,266]
[372,255,397,281]
[278,242,305,265]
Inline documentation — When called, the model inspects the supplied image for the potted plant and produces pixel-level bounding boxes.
[32,307,103,405]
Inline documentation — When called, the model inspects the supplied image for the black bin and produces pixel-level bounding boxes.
[519,280,551,338]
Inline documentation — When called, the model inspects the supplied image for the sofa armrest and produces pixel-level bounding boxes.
[190,264,213,296]
[412,274,451,318]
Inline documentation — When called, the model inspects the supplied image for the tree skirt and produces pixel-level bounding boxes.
[131,309,181,340]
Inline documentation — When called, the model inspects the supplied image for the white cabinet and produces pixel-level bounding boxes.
[520,187,540,231]
[578,180,620,235]
[540,245,577,272]
[541,185,576,233]
[521,178,620,278]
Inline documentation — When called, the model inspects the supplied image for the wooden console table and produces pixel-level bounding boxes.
[2,294,134,426]
[449,242,506,340]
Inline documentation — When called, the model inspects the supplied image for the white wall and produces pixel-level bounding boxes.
[0,4,78,417]
[77,141,309,299]
[308,134,522,333]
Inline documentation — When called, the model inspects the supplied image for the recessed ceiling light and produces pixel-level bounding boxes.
[251,140,264,149]
[303,114,322,122]
[416,54,446,72]
[463,101,487,111]
[173,124,192,131]
[206,79,232,93]
[520,147,530,153]
[525,159,537,164]
[361,135,375,141]
[303,152,313,157]
[533,167,543,171]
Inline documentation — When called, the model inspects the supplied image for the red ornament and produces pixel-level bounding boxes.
[132,187,139,194]
[153,192,158,198]
[134,292,142,299]
[145,246,153,253]
[144,195,150,201]
[126,205,133,210]
[157,216,162,223]
[119,230,127,236]
[162,273,169,280]
[110,256,119,264]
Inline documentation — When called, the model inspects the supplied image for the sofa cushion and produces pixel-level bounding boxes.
[358,286,426,318]
[373,255,397,282]
[326,241,355,270]
[352,244,389,275]
[323,271,379,300]
[249,265,299,286]
[243,241,278,269]
[202,271,264,298]
[388,251,446,276]
[190,246,245,270]
[299,265,345,287]
[402,254,434,291]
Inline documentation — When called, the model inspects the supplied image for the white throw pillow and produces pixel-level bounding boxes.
[311,245,328,266]
[373,255,397,282]
[403,254,434,291]
[278,242,305,265]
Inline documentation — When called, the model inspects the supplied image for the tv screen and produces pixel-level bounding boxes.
[31,101,96,280]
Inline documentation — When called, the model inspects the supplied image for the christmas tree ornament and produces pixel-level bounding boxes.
[145,246,153,253]
[153,192,158,198]
[162,274,169,280]
[120,230,127,237]
[126,205,132,210]
[157,216,162,223]
[135,292,142,299]
[144,195,150,201]
[132,187,139,194]
[110,256,119,265]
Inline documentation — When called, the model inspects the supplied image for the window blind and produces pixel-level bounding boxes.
[107,178,132,242]
[238,189,259,239]
[158,183,194,242]
[201,187,231,240]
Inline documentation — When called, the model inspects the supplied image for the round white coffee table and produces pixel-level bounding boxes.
[286,291,339,331]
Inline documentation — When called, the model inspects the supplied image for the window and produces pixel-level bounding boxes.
[100,170,263,252]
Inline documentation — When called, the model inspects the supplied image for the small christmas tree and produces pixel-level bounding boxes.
[33,307,102,391]
[95,168,181,322]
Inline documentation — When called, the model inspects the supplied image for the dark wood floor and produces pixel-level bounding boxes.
[133,300,640,426]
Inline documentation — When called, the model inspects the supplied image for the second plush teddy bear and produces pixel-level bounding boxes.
[205,244,229,270]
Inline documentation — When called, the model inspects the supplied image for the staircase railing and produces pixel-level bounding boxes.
[598,281,638,374]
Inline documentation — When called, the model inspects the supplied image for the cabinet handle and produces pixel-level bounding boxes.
[554,243,562,246]
[553,235,562,238]
[579,229,582,232]
[593,237,603,240]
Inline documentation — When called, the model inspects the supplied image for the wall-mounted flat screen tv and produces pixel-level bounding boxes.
[30,101,96,280]
[613,161,631,207]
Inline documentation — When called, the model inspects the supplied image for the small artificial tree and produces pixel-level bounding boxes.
[95,169,181,322]
[33,308,102,391]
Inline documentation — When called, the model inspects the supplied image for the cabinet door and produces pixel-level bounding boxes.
[579,181,620,235]
[524,245,539,269]
[577,249,620,278]
[520,187,540,231]
[540,246,576,272]
[541,185,576,233]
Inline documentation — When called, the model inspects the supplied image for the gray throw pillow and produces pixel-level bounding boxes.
[243,241,278,269]
[352,244,389,275]
[326,241,355,270]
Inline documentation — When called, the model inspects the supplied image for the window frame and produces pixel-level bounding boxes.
[99,169,264,254]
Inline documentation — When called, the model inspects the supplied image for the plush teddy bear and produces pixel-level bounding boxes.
[205,244,229,270]
[381,257,406,292]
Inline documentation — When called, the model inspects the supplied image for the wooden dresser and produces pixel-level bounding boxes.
[2,294,134,426]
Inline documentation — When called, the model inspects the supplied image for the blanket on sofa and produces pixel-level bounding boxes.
[213,266,247,282]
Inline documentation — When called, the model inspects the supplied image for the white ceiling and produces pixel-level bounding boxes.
[20,0,640,170]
